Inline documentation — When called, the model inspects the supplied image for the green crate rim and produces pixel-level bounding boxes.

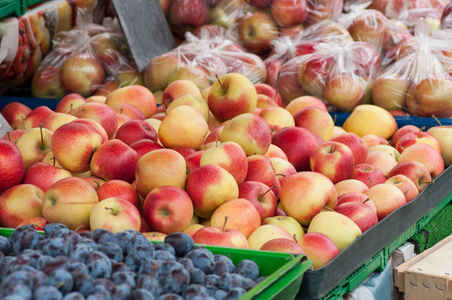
[320,191,452,300]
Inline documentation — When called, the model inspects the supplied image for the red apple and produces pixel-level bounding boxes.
[237,11,279,54]
[129,139,164,158]
[192,225,249,249]
[23,106,54,130]
[385,174,419,202]
[297,232,340,269]
[335,202,378,233]
[16,216,48,230]
[271,0,308,27]
[351,163,387,188]
[365,183,407,220]
[238,180,278,220]
[329,132,368,165]
[69,102,118,139]
[260,238,305,254]
[245,154,281,199]
[397,143,444,179]
[0,140,26,194]
[115,119,158,145]
[142,186,194,234]
[0,102,32,130]
[89,197,141,233]
[54,93,87,114]
[15,127,53,170]
[24,162,72,192]
[387,160,433,192]
[97,179,140,208]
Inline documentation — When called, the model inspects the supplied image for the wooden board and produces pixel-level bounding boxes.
[111,0,175,73]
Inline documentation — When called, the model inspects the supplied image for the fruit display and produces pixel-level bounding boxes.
[0,224,276,299]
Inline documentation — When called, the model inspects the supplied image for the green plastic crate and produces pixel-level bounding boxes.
[0,228,312,299]
[23,0,48,10]
[0,0,23,20]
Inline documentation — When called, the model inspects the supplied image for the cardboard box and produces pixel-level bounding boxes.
[394,234,452,299]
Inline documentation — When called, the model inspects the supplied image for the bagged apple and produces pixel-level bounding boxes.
[343,0,406,19]
[338,0,392,58]
[237,0,343,55]
[441,1,452,29]
[277,40,381,110]
[397,0,450,33]
[371,20,452,117]
[264,20,353,88]
[380,19,414,68]
[144,29,267,93]
[30,9,136,99]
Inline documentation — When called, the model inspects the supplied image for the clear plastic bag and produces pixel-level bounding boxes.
[371,20,452,117]
[277,40,381,111]
[30,9,135,99]
[144,29,267,93]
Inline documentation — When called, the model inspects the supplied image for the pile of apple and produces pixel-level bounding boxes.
[1,71,449,270]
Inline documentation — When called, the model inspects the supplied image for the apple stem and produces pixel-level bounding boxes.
[258,184,278,201]
[275,173,286,177]
[21,115,25,129]
[363,197,371,203]
[274,71,281,103]
[105,206,117,216]
[368,177,373,188]
[333,114,337,126]
[6,131,12,142]
[56,280,66,289]
[52,155,56,168]
[162,104,168,114]
[93,180,100,189]
[215,131,219,147]
[215,74,225,90]
[222,216,229,233]
[418,126,426,138]
[432,115,442,127]
[322,206,335,212]
[71,108,86,116]
[120,108,124,115]
[74,225,84,232]
[39,124,45,151]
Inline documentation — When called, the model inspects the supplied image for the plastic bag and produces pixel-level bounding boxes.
[144,29,267,93]
[338,1,392,58]
[277,40,381,110]
[237,0,344,55]
[30,9,135,99]
[264,20,353,88]
[397,0,450,32]
[441,2,452,29]
[371,20,452,117]
[381,20,414,68]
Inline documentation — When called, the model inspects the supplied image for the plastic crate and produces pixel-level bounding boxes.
[23,0,48,10]
[0,228,312,299]
[299,164,452,299]
[0,0,23,20]
[0,96,59,111]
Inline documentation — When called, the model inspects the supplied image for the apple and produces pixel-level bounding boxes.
[207,73,257,122]
[0,102,32,130]
[111,104,146,120]
[220,113,272,156]
[335,202,379,233]
[15,126,53,170]
[24,162,72,192]
[365,183,407,220]
[158,105,209,150]
[89,197,141,233]
[105,85,157,119]
[258,236,304,254]
[161,79,202,108]
[294,106,335,141]
[336,192,377,212]
[285,96,328,117]
[335,179,370,196]
[96,179,140,208]
[371,75,411,111]
[298,232,340,269]
[441,1,452,29]
[259,106,295,129]
[329,132,368,165]
[278,58,310,104]
[395,127,441,154]
[346,9,390,55]
[135,149,187,198]
[307,210,362,251]
[323,74,366,112]
[237,11,279,54]
[115,119,158,146]
[42,177,99,230]
[255,83,283,107]
[351,163,387,188]
[397,143,444,179]
[166,94,210,121]
[71,118,109,143]
[272,127,318,171]
[16,216,48,230]
[405,78,452,118]
[143,231,167,242]
[298,56,332,100]
[245,154,281,199]
[142,185,194,234]
[199,141,248,184]
[23,106,54,130]
[210,198,261,238]
[185,150,204,173]
[168,0,209,35]
[41,112,78,133]
[342,104,398,139]
[238,180,278,220]
[0,140,26,194]
[271,0,308,27]
[310,141,355,184]
[86,95,107,104]
[369,0,405,18]
[265,144,289,160]
[262,215,305,241]
[368,144,400,161]
[387,160,433,192]
[304,0,343,26]
[144,53,181,92]
[31,65,66,99]
[60,53,106,97]
[280,171,337,227]
[365,149,398,177]
[183,224,205,238]
[51,122,104,173]
[186,164,239,219]
[361,134,390,149]
[427,121,452,167]
[386,174,419,202]
[192,224,249,249]
[247,224,296,250]
[0,184,44,228]
[269,157,297,186]
[69,102,118,139]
